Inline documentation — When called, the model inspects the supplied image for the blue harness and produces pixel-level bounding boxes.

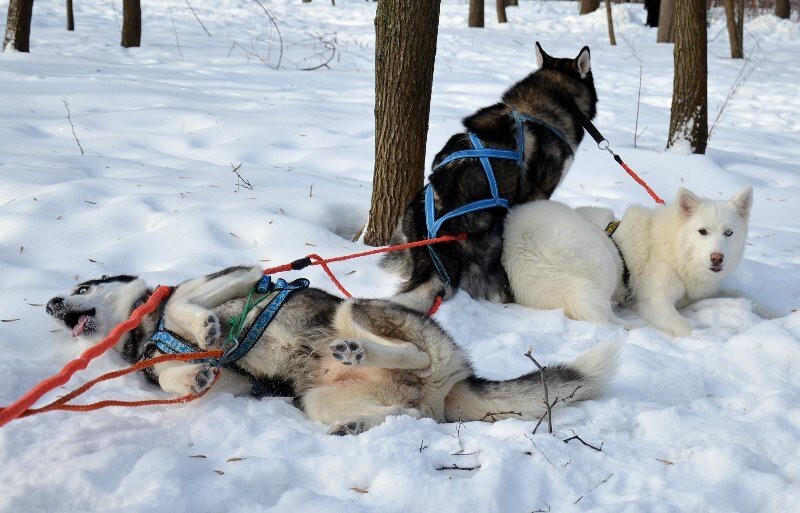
[424,111,570,286]
[149,275,310,366]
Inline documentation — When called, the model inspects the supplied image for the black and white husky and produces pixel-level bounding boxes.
[47,266,618,434]
[383,43,598,312]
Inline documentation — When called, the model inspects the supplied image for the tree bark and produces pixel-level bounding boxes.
[605,0,616,45]
[468,0,484,27]
[667,0,707,154]
[121,0,141,48]
[496,0,507,23]
[580,0,600,14]
[507,0,518,6]
[3,0,34,52]
[775,0,790,18]
[365,0,440,246]
[66,0,74,31]
[724,0,744,59]
[657,0,675,42]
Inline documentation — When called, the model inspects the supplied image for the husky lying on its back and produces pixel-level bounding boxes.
[383,43,598,312]
[502,187,753,337]
[47,266,618,434]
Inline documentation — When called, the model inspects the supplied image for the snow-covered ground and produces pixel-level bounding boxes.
[1,1,799,511]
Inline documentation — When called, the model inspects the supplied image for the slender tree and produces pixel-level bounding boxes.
[3,0,34,52]
[667,0,707,154]
[496,0,507,23]
[507,0,518,6]
[775,0,790,19]
[724,0,744,59]
[605,0,616,45]
[580,0,600,15]
[67,0,74,31]
[645,0,661,27]
[121,0,141,48]
[365,0,441,246]
[657,0,675,42]
[468,0,484,27]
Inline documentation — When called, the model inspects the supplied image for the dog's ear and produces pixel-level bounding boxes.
[676,188,701,216]
[101,275,109,280]
[462,103,514,144]
[728,186,753,219]
[575,46,591,78]
[535,42,552,69]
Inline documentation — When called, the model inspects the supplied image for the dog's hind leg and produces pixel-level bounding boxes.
[328,339,431,370]
[302,383,422,435]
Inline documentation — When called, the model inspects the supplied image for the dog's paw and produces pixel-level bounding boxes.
[328,421,366,436]
[329,340,366,366]
[196,314,221,349]
[159,363,216,396]
[665,319,693,338]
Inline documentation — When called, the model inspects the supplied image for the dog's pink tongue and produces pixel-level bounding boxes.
[72,315,89,337]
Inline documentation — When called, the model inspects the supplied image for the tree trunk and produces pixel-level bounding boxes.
[605,0,616,45]
[507,0,518,6]
[667,0,707,154]
[580,0,600,14]
[775,0,790,18]
[121,0,141,48]
[496,0,507,23]
[3,0,34,52]
[66,0,74,31]
[365,0,440,246]
[724,0,744,59]
[468,0,484,27]
[645,0,661,26]
[657,0,675,42]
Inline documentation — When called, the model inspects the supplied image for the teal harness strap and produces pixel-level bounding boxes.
[149,275,310,366]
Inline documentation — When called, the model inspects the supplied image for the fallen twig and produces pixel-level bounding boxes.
[185,0,212,37]
[252,0,284,69]
[563,430,603,452]
[524,348,552,433]
[62,99,84,156]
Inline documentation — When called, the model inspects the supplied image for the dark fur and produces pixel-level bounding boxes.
[383,43,598,310]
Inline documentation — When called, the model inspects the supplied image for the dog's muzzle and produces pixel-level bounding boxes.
[46,297,67,320]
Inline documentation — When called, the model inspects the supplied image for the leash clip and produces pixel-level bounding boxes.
[220,337,240,366]
[597,139,614,155]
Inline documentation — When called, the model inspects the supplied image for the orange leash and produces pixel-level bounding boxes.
[0,285,174,428]
[0,235,467,426]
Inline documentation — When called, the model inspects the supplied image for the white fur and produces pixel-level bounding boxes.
[503,187,753,337]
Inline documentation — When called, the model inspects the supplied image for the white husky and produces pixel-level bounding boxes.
[502,187,753,337]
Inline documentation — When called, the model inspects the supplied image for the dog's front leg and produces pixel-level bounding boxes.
[151,359,215,396]
[165,266,263,348]
[637,298,692,337]
[328,339,431,370]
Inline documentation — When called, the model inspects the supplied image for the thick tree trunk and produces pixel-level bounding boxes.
[580,0,600,14]
[365,0,440,246]
[667,0,707,154]
[66,0,74,31]
[496,0,507,23]
[775,0,790,18]
[3,0,34,52]
[606,0,617,45]
[724,0,744,59]
[507,0,518,6]
[121,0,141,48]
[468,0,484,27]
[645,0,661,26]
[657,0,675,42]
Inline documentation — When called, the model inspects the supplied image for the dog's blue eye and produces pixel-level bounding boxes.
[724,229,733,237]
[77,286,89,295]
[698,229,708,236]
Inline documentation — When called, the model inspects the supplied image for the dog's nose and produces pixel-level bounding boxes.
[46,297,64,317]
[710,253,724,266]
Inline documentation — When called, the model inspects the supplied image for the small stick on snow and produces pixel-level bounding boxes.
[479,411,522,422]
[231,163,253,192]
[563,430,603,452]
[63,99,84,156]
[185,0,212,37]
[435,464,480,471]
[252,0,284,70]
[524,348,553,434]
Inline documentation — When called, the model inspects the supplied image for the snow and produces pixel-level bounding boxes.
[1,1,799,512]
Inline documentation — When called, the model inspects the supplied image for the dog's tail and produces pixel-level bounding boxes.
[443,342,620,422]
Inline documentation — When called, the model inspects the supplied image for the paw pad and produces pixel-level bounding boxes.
[329,340,365,366]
